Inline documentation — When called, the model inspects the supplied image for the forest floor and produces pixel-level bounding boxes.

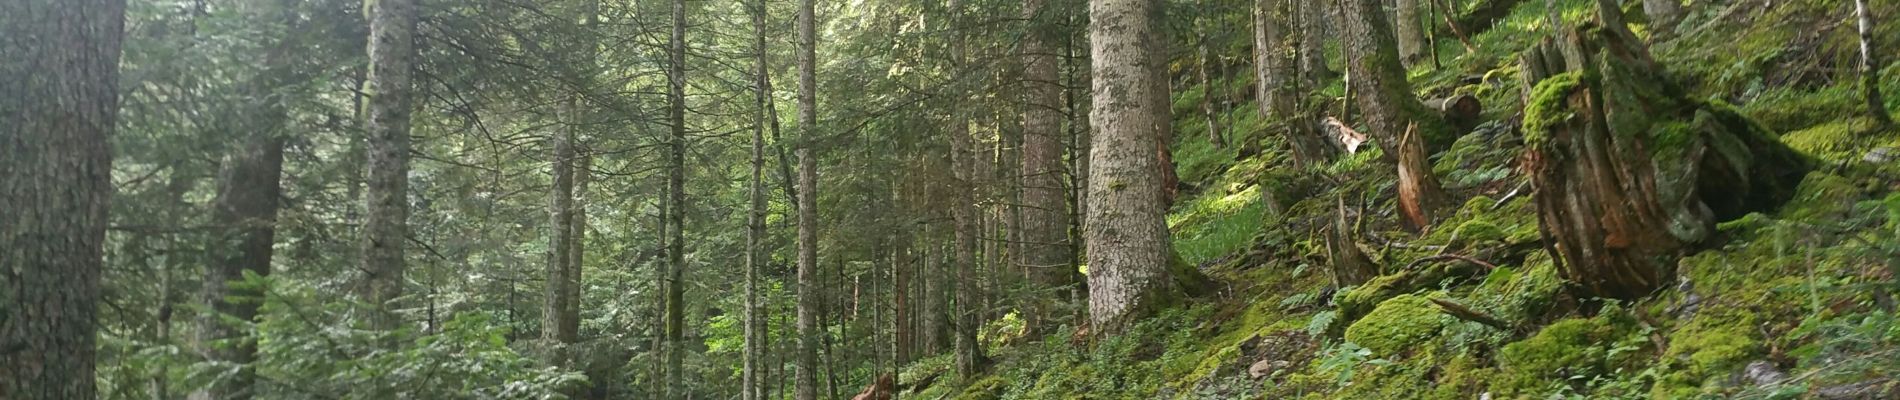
[899,0,1900,398]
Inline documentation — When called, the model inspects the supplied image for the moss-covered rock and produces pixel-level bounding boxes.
[1495,309,1641,397]
[1345,294,1454,357]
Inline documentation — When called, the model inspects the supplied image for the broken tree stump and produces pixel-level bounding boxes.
[1519,13,1810,300]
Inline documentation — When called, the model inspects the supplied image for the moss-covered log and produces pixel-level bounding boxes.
[1520,13,1810,300]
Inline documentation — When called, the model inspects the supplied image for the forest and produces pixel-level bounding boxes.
[2,0,1898,397]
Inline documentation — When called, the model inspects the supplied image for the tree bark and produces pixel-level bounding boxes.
[948,0,989,377]
[1086,0,1182,334]
[1396,0,1428,66]
[664,0,689,396]
[1298,1,1336,84]
[1022,0,1078,335]
[1642,0,1682,32]
[1521,12,1809,300]
[1258,0,1338,167]
[544,126,579,346]
[361,0,418,333]
[193,2,294,399]
[745,1,771,399]
[795,0,823,397]
[0,0,123,397]
[1336,0,1453,227]
[1856,0,1892,128]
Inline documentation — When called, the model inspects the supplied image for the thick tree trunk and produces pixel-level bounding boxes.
[745,1,770,399]
[1521,12,1808,300]
[948,0,989,377]
[1336,0,1453,227]
[0,0,122,397]
[1086,0,1182,334]
[1258,0,1338,167]
[1022,0,1078,334]
[664,0,689,396]
[795,0,822,396]
[1396,0,1428,66]
[361,0,418,332]
[1856,0,1892,128]
[193,2,291,399]
[1298,1,1336,84]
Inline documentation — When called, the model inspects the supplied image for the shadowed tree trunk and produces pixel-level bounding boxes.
[0,0,124,397]
[663,0,690,396]
[948,0,989,377]
[544,127,579,346]
[1298,1,1337,85]
[1259,0,1339,167]
[193,3,295,399]
[1335,0,1453,230]
[1086,0,1187,334]
[1520,8,1809,300]
[794,0,822,396]
[361,0,418,332]
[1397,0,1428,66]
[745,0,770,398]
[1022,0,1079,334]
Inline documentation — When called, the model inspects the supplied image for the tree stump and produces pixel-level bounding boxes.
[1519,17,1809,300]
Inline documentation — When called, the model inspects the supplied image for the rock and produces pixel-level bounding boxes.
[1247,359,1289,379]
[1865,147,1897,164]
[1742,360,1786,386]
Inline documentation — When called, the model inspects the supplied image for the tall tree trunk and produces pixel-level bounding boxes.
[1086,0,1182,334]
[0,0,122,397]
[664,0,690,396]
[544,127,579,345]
[1396,0,1427,66]
[1298,1,1336,85]
[1856,0,1892,128]
[1150,3,1181,209]
[1335,0,1452,229]
[1022,0,1078,334]
[890,233,911,366]
[745,1,771,399]
[361,0,418,333]
[1196,0,1226,149]
[794,0,823,396]
[1520,11,1808,300]
[192,1,292,398]
[1258,0,1338,167]
[1065,15,1092,321]
[948,0,989,376]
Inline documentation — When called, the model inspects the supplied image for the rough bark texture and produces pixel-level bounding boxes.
[1087,0,1181,334]
[664,0,689,396]
[1258,0,1339,167]
[0,0,123,397]
[948,0,988,377]
[1856,0,1892,128]
[746,1,770,398]
[193,3,294,399]
[1022,0,1079,334]
[1520,15,1809,300]
[1336,0,1453,227]
[1397,0,1428,66]
[361,0,418,332]
[795,0,822,396]
[1298,1,1336,85]
[544,129,579,345]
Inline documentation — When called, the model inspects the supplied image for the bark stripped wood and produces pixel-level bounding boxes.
[1397,123,1451,231]
[1520,10,1809,300]
[0,0,124,397]
[1321,116,1370,154]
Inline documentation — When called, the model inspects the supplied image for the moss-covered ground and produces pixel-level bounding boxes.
[900,0,1900,397]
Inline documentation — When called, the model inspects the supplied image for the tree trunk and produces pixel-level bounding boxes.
[0,0,122,397]
[745,1,770,399]
[947,0,989,377]
[1298,1,1336,84]
[544,127,579,346]
[664,0,690,396]
[1856,0,1892,128]
[1642,0,1681,32]
[1196,0,1227,148]
[795,0,823,396]
[1396,0,1428,66]
[1327,196,1379,287]
[1022,0,1079,334]
[1258,0,1338,167]
[1336,0,1452,228]
[361,0,418,332]
[1520,12,1809,300]
[1086,0,1183,334]
[192,1,292,399]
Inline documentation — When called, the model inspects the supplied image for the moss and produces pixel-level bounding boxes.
[1782,119,1873,161]
[953,376,1009,400]
[1523,71,1589,148]
[1742,86,1862,133]
[1344,294,1453,357]
[1651,310,1763,398]
[1780,172,1861,221]
[1495,310,1639,397]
